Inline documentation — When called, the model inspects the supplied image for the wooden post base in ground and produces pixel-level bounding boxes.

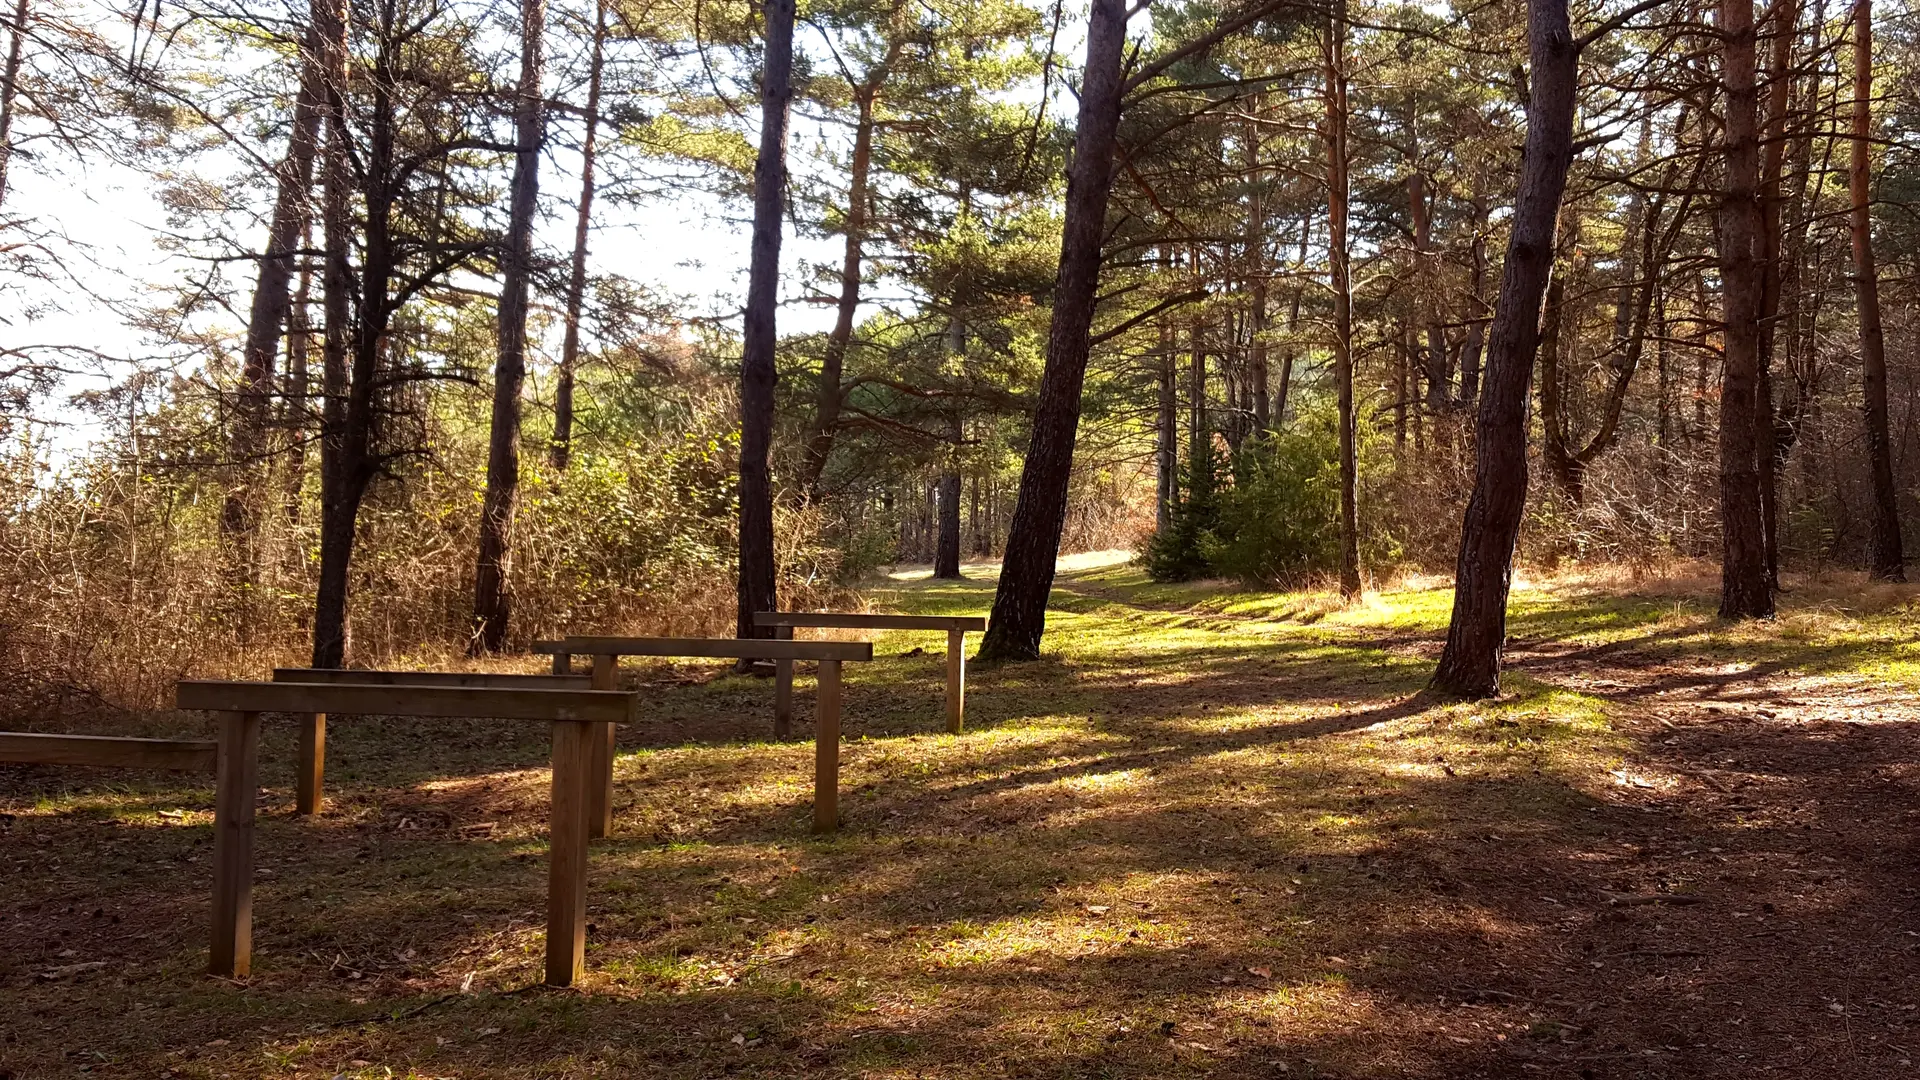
[546,719,591,987]
[210,710,260,978]
[587,654,617,839]
[945,628,965,734]
[813,659,842,834]
[295,712,325,815]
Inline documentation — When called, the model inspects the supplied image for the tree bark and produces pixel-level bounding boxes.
[551,0,604,472]
[472,0,546,654]
[0,0,29,209]
[799,25,905,501]
[220,23,325,569]
[311,0,358,669]
[1429,0,1578,698]
[1716,0,1774,618]
[935,414,964,578]
[1851,0,1902,580]
[1757,2,1794,585]
[1457,196,1489,404]
[737,0,793,643]
[1326,0,1361,599]
[975,0,1127,662]
[1155,317,1176,532]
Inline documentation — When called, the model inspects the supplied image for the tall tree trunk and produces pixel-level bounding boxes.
[935,413,964,578]
[799,27,904,500]
[1757,4,1794,585]
[0,0,28,209]
[1409,171,1448,409]
[1326,1,1361,599]
[1430,0,1577,698]
[1457,196,1489,404]
[281,235,314,529]
[1155,318,1176,532]
[551,0,604,472]
[311,0,358,669]
[220,25,325,571]
[1851,0,1903,580]
[1717,0,1774,617]
[975,0,1127,662]
[472,0,546,654]
[737,0,794,642]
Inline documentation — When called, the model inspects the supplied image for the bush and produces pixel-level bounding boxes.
[1202,427,1342,583]
[1143,408,1350,586]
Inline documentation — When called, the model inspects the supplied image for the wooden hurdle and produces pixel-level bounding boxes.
[2,731,226,969]
[271,668,591,816]
[550,636,875,835]
[175,679,635,987]
[754,612,986,734]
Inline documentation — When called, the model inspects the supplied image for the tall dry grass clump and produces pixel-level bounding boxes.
[0,399,854,723]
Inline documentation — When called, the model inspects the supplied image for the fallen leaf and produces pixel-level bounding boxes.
[1247,966,1273,979]
[1085,905,1111,916]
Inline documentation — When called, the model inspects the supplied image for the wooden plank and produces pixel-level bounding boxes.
[274,669,591,689]
[946,628,966,735]
[587,655,617,840]
[209,711,259,978]
[755,611,987,632]
[295,713,325,815]
[774,624,793,739]
[545,719,591,986]
[531,639,567,655]
[561,636,873,662]
[176,681,635,725]
[550,650,572,676]
[0,732,216,772]
[813,660,842,835]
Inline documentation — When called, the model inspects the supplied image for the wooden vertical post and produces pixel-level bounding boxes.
[774,624,794,738]
[945,629,965,734]
[295,712,326,815]
[546,719,591,987]
[210,710,260,978]
[551,650,572,675]
[813,659,841,834]
[587,653,616,839]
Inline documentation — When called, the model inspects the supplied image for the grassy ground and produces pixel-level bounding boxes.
[5,554,1920,1078]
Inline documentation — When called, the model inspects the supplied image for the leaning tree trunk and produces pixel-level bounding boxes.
[1716,0,1775,618]
[1326,0,1361,600]
[551,0,604,472]
[310,0,357,669]
[975,0,1128,662]
[0,0,29,208]
[472,0,546,654]
[737,0,794,642]
[220,24,325,576]
[1851,0,1903,581]
[1429,0,1578,699]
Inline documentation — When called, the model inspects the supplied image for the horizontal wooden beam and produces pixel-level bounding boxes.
[562,636,874,662]
[273,669,590,690]
[0,731,217,772]
[176,681,636,724]
[754,611,987,632]
[531,640,567,655]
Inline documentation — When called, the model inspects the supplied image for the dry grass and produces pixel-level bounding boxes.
[5,558,1920,1078]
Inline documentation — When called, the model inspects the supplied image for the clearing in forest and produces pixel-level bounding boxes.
[4,553,1918,1079]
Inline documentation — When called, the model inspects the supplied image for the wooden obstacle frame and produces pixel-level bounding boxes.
[537,636,874,835]
[175,678,635,987]
[753,611,986,735]
[270,668,592,816]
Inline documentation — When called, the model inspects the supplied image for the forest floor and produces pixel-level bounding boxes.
[5,554,1920,1079]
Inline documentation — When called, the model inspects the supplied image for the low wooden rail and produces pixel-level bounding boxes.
[270,668,592,815]
[540,636,875,835]
[754,612,986,734]
[175,679,636,987]
[0,731,218,772]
